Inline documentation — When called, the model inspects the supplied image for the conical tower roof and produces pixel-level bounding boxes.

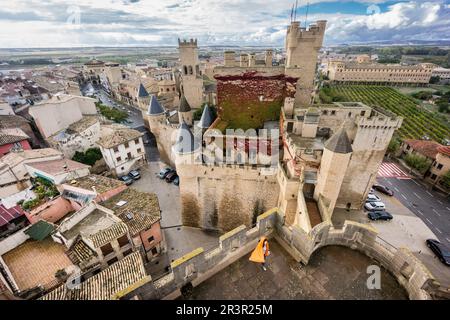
[324,127,353,154]
[148,95,164,115]
[138,83,149,97]
[179,95,191,112]
[173,122,200,154]
[197,104,215,129]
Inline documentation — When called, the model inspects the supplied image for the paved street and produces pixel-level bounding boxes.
[183,242,407,300]
[377,162,450,245]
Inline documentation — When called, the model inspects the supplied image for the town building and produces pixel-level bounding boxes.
[47,115,101,159]
[0,148,63,198]
[432,67,450,82]
[101,188,163,260]
[97,125,146,177]
[82,59,106,85]
[40,251,147,300]
[0,128,31,157]
[25,158,90,185]
[427,146,450,191]
[0,114,43,148]
[28,94,97,139]
[326,60,435,85]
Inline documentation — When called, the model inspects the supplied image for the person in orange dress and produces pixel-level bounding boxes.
[249,236,270,271]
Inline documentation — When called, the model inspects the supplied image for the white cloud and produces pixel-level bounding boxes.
[0,0,448,47]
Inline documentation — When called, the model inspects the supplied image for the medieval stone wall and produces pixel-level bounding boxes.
[119,209,438,301]
[177,163,279,232]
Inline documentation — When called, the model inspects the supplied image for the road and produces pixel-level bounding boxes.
[377,162,450,245]
[81,83,144,129]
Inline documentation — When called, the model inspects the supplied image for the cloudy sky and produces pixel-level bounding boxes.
[0,0,449,48]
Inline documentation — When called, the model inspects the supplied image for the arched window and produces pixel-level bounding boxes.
[188,66,193,75]
[183,66,188,75]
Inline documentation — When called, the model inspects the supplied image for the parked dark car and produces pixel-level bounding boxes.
[368,211,393,221]
[158,167,173,179]
[426,239,450,266]
[373,184,394,196]
[128,170,141,180]
[165,172,178,183]
[119,175,133,185]
[173,176,179,186]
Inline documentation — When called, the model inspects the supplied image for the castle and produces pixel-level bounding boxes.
[144,20,403,234]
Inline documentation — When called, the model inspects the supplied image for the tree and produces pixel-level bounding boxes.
[96,102,128,123]
[440,170,450,189]
[404,153,432,174]
[387,137,401,155]
[436,99,449,113]
[429,76,440,84]
[72,148,103,166]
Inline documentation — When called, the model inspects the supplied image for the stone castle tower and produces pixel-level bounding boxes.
[313,127,352,218]
[285,20,327,105]
[178,38,204,109]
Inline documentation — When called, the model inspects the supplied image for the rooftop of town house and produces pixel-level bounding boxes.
[0,203,26,228]
[33,94,96,106]
[40,251,147,300]
[404,139,443,160]
[0,128,29,145]
[437,146,450,157]
[0,148,63,168]
[181,241,407,300]
[66,115,99,134]
[97,125,143,149]
[64,174,126,195]
[61,208,124,246]
[0,114,30,129]
[100,188,161,236]
[66,236,97,266]
[26,158,90,177]
[1,238,73,292]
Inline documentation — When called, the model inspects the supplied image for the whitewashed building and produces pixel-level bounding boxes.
[97,125,146,177]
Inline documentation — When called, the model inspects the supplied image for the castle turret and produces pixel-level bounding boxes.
[137,83,150,110]
[173,121,201,166]
[147,95,165,133]
[313,127,352,218]
[178,38,204,108]
[178,94,193,126]
[197,104,215,130]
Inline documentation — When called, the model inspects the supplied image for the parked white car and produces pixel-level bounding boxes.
[364,201,386,211]
[366,194,381,203]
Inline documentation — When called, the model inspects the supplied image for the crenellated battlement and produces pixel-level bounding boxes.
[178,38,198,47]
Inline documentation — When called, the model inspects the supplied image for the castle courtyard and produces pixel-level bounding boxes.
[181,241,408,300]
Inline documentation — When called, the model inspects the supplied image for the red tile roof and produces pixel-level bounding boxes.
[0,204,25,227]
[404,139,443,160]
[437,146,450,157]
